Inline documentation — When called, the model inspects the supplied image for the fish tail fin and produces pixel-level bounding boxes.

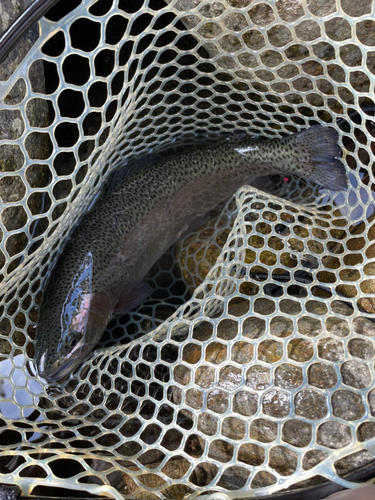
[288,125,348,191]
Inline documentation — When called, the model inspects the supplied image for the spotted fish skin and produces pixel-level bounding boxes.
[35,125,347,381]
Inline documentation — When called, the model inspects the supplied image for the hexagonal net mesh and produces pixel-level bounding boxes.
[0,0,375,497]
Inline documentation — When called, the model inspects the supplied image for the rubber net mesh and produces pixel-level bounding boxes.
[0,0,375,498]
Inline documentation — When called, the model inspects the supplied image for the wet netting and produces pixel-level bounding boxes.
[0,0,375,498]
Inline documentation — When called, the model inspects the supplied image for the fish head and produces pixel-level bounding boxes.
[35,252,113,382]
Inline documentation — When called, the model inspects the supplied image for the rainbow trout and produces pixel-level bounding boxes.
[35,125,347,381]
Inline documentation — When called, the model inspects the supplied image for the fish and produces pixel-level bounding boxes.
[35,125,347,381]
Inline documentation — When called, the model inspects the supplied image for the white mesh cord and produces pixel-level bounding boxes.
[0,0,375,498]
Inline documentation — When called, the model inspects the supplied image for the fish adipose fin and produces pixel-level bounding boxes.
[113,282,154,315]
[290,125,348,191]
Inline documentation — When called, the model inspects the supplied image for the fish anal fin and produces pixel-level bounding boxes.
[176,212,212,240]
[182,213,212,237]
[114,282,154,314]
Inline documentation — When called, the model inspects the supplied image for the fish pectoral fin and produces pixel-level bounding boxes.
[114,282,154,314]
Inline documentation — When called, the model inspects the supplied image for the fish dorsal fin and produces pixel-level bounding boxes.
[108,154,163,191]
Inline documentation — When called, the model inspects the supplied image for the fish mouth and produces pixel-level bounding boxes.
[37,346,93,382]
[38,357,81,382]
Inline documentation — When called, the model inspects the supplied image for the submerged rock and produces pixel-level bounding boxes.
[0,0,50,267]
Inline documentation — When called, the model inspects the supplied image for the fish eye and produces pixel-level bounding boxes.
[62,330,82,351]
